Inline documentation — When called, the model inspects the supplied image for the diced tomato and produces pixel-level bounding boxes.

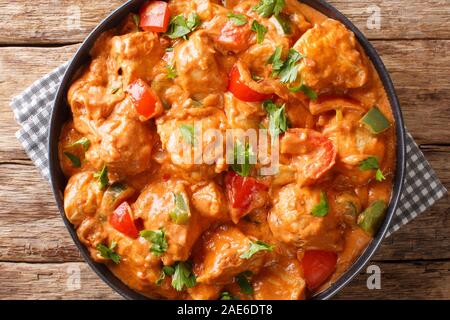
[228,66,272,102]
[225,171,267,211]
[280,128,337,186]
[139,1,170,33]
[127,79,158,118]
[217,20,252,53]
[109,202,139,238]
[301,250,338,290]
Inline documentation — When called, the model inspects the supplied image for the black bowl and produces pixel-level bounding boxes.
[48,0,406,300]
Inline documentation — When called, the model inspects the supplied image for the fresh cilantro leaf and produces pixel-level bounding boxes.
[254,0,286,18]
[263,100,288,140]
[63,152,81,168]
[156,265,175,285]
[220,291,239,300]
[236,271,253,294]
[171,261,196,291]
[228,13,248,26]
[179,124,197,146]
[166,64,177,79]
[140,228,168,257]
[267,46,283,76]
[94,165,109,190]
[251,20,268,44]
[288,83,318,100]
[132,14,140,30]
[359,156,380,171]
[274,13,291,34]
[96,241,121,264]
[268,48,304,84]
[170,192,190,224]
[165,47,174,52]
[231,140,254,177]
[311,191,329,217]
[68,137,91,151]
[166,13,201,40]
[240,240,274,259]
[376,169,386,182]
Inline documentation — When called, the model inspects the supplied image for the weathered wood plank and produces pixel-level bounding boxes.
[0,147,448,263]
[0,0,449,45]
[1,40,449,153]
[0,260,448,300]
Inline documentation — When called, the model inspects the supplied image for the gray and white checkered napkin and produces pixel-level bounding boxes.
[10,64,447,237]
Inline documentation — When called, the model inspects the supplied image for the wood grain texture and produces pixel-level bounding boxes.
[0,0,449,300]
[1,260,448,300]
[0,0,449,45]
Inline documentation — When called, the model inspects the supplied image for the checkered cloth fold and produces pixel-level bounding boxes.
[10,64,447,237]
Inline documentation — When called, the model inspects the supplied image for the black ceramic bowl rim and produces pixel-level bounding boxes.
[48,0,406,300]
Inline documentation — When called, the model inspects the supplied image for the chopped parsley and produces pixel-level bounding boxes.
[96,241,121,264]
[359,156,386,182]
[170,192,190,224]
[140,228,168,257]
[274,13,291,34]
[220,291,239,300]
[166,64,177,79]
[251,20,268,44]
[179,124,196,146]
[240,240,274,259]
[254,0,286,18]
[68,137,91,151]
[311,191,329,217]
[231,140,254,177]
[156,266,175,286]
[263,100,288,140]
[228,13,248,26]
[288,83,318,100]
[94,165,109,190]
[236,271,253,294]
[171,261,196,291]
[63,152,81,168]
[166,13,201,40]
[268,47,304,84]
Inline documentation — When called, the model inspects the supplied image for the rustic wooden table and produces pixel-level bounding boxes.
[0,0,449,300]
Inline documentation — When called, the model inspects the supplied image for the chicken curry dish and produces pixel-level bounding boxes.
[59,0,396,300]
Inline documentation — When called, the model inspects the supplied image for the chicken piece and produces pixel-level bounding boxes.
[192,225,265,284]
[191,181,228,220]
[174,32,228,100]
[64,171,104,227]
[188,283,222,300]
[224,92,266,130]
[110,31,165,86]
[293,19,368,92]
[77,217,107,260]
[268,184,345,251]
[156,106,228,180]
[132,179,208,265]
[85,99,155,177]
[252,257,306,300]
[320,109,386,187]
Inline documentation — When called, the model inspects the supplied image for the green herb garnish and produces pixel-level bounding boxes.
[263,100,288,140]
[268,47,304,84]
[254,0,285,18]
[228,13,248,26]
[220,291,239,300]
[288,83,317,100]
[68,137,91,151]
[156,265,175,286]
[140,228,168,257]
[231,140,254,177]
[96,241,121,264]
[63,152,81,168]
[170,192,190,224]
[132,14,140,30]
[274,13,291,34]
[166,64,177,79]
[94,165,109,190]
[240,240,274,259]
[251,20,268,44]
[171,261,196,291]
[311,191,329,217]
[359,156,386,182]
[179,124,196,146]
[166,13,201,40]
[236,271,253,294]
